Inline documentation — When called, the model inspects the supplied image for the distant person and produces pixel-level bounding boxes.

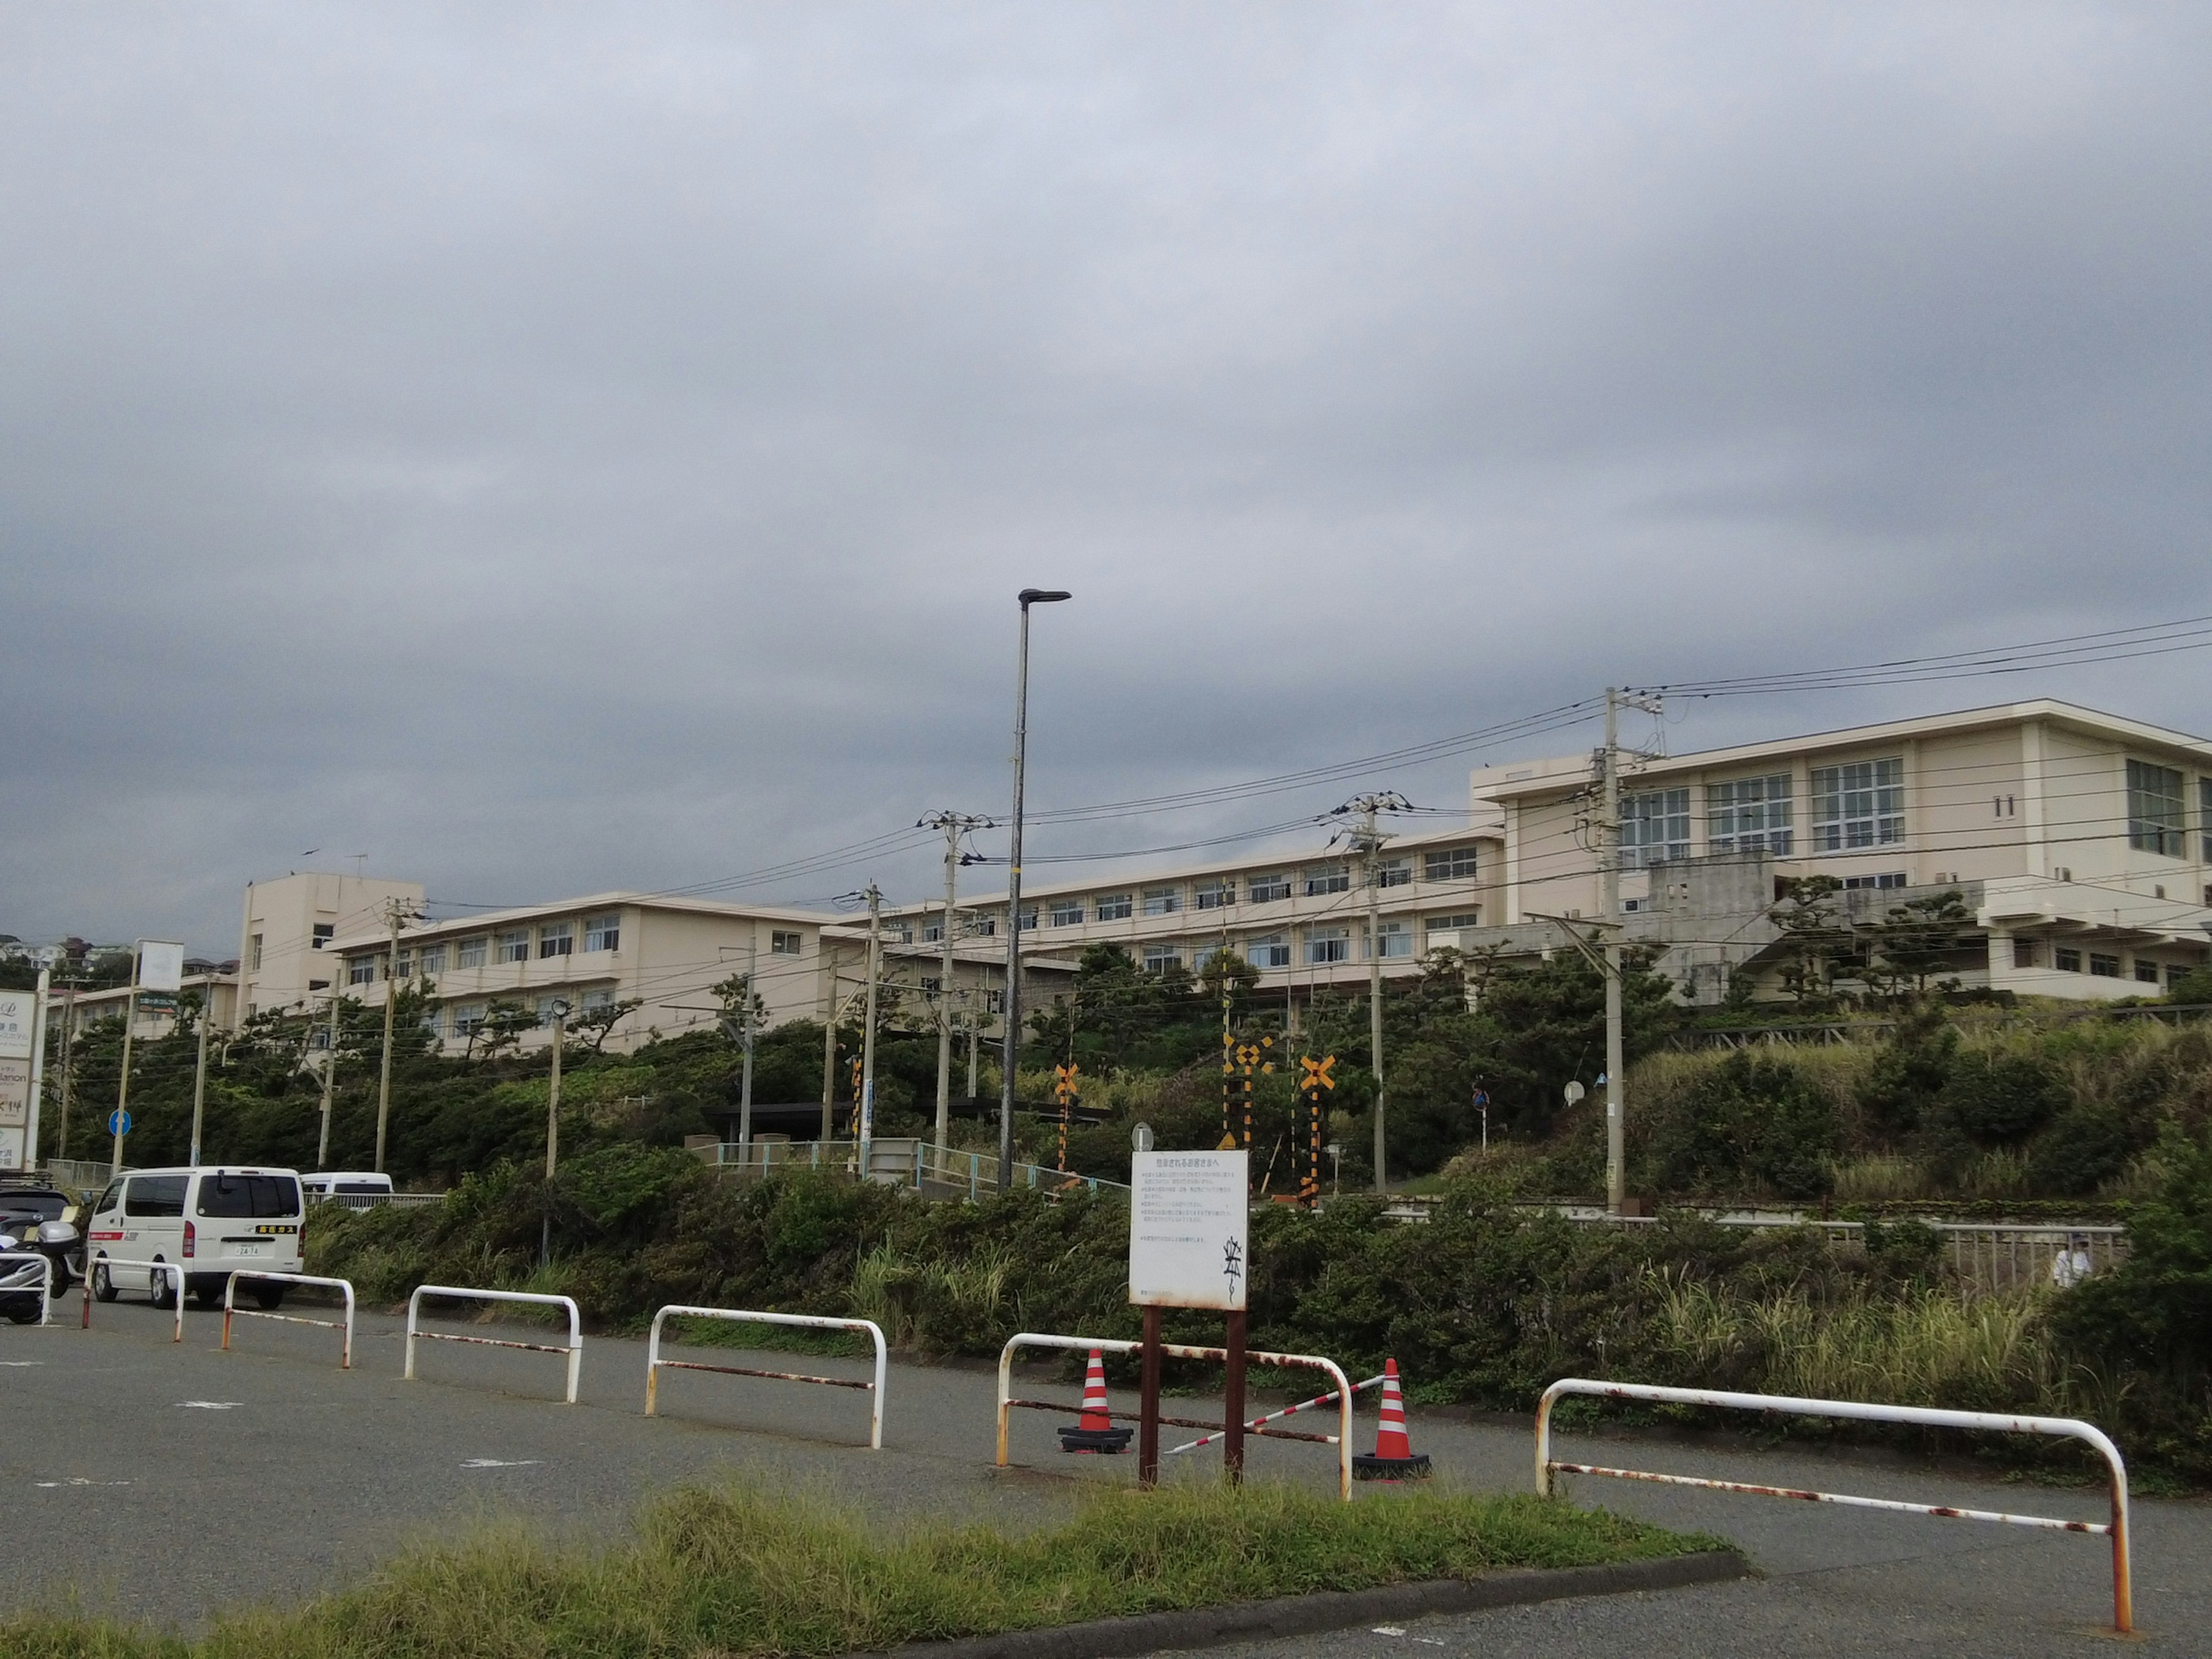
[2050,1234,2093,1288]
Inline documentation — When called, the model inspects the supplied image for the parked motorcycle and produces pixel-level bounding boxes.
[0,1230,56,1323]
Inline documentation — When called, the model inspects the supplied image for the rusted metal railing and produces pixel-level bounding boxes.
[996,1332,1355,1498]
[405,1285,581,1403]
[222,1271,355,1369]
[645,1306,887,1448]
[1535,1377,2133,1634]
[82,1255,184,1343]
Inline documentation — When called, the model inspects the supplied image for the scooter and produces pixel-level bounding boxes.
[0,1230,58,1324]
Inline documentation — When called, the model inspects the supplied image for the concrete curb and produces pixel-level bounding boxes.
[865,1549,1751,1659]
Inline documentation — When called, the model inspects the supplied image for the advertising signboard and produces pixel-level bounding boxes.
[137,941,187,994]
[0,991,33,1060]
[0,1058,28,1128]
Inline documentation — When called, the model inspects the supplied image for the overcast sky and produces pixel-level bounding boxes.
[3,3,2209,955]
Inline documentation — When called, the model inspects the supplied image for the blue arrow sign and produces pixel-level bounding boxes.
[108,1109,131,1137]
[1472,1089,1490,1107]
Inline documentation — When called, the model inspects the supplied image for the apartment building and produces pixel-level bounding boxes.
[50,968,240,1041]
[1469,699,2212,1002]
[236,872,426,1024]
[884,821,1505,1014]
[325,893,851,1052]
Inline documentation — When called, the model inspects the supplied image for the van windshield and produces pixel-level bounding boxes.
[196,1174,302,1218]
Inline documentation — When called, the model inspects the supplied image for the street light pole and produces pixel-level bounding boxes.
[541,999,569,1268]
[1001,587,1071,1192]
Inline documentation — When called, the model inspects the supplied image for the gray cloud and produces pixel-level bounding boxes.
[2,2,2208,950]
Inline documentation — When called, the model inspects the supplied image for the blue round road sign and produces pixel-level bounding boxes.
[108,1109,131,1136]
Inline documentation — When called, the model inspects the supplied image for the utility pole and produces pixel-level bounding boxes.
[965,1002,979,1099]
[859,884,882,1179]
[541,1000,567,1267]
[1336,791,1408,1193]
[373,896,417,1174]
[821,941,839,1144]
[738,928,757,1161]
[1601,686,1626,1218]
[187,976,213,1166]
[55,985,77,1159]
[921,812,990,1150]
[1002,588,1071,1192]
[317,987,342,1168]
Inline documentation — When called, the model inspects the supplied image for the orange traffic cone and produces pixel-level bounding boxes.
[1059,1347,1134,1453]
[1352,1358,1433,1480]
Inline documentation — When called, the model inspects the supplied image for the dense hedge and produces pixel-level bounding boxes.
[309,1137,2212,1482]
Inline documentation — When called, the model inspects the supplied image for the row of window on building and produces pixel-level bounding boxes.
[340,917,809,986]
[422,987,622,1039]
[1115,912,1484,974]
[899,849,1482,940]
[2012,940,2191,987]
[1622,759,2212,870]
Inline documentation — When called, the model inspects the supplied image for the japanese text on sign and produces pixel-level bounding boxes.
[1130,1150,1248,1310]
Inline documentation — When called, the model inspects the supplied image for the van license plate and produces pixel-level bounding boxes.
[230,1242,271,1259]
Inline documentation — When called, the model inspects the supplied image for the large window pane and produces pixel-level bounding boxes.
[1621,788,1690,869]
[2127,760,2184,857]
[1810,759,1904,850]
[1708,772,1794,854]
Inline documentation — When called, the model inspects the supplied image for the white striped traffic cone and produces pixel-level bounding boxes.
[1353,1358,1433,1480]
[1060,1347,1133,1453]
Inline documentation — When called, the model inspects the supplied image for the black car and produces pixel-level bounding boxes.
[0,1183,81,1294]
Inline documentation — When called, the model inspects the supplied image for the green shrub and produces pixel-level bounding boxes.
[2029,1106,2137,1196]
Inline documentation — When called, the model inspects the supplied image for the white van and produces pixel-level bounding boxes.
[85,1166,305,1310]
[300,1171,393,1203]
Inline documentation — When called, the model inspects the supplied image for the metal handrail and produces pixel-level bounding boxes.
[1535,1377,2133,1634]
[223,1271,356,1369]
[81,1255,184,1343]
[996,1331,1354,1498]
[405,1285,581,1404]
[645,1306,887,1448]
[0,1251,56,1327]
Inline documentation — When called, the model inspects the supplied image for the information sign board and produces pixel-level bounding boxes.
[1130,1150,1248,1310]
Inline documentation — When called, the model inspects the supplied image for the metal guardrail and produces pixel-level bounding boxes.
[81,1256,184,1343]
[0,1251,56,1326]
[645,1305,887,1448]
[1377,1200,2127,1296]
[705,1139,1129,1199]
[404,1285,581,1404]
[1535,1377,2133,1634]
[996,1331,1355,1498]
[223,1271,355,1369]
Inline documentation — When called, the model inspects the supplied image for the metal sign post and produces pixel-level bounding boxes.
[1130,1149,1249,1486]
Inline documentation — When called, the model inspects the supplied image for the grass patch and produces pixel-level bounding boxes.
[2,1482,1715,1659]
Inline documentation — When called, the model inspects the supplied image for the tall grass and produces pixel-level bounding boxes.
[1650,1274,2057,1414]
[1,1483,1709,1659]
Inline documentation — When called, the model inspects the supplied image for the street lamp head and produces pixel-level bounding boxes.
[1018,588,1073,606]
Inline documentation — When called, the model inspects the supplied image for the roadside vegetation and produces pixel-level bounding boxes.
[0,1482,1709,1658]
[309,1114,2212,1484]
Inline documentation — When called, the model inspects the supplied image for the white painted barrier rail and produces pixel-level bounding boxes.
[405,1285,581,1404]
[0,1251,56,1327]
[222,1271,356,1369]
[1535,1377,2134,1634]
[1165,1373,1387,1457]
[645,1306,888,1448]
[81,1256,184,1342]
[996,1332,1356,1498]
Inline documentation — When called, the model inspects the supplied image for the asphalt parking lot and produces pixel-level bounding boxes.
[4,1286,2208,1653]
